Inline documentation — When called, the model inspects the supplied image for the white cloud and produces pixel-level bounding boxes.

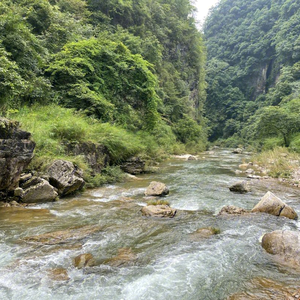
[193,0,220,27]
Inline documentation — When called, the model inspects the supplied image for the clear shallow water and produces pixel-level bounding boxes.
[0,149,300,300]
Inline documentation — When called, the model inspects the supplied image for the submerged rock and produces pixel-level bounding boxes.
[218,205,249,216]
[47,268,69,281]
[105,248,137,267]
[229,181,251,193]
[251,191,297,220]
[0,117,35,194]
[120,157,145,175]
[227,277,300,300]
[189,227,220,241]
[145,181,169,196]
[47,160,85,196]
[262,230,300,269]
[23,225,102,245]
[141,204,176,218]
[73,253,96,269]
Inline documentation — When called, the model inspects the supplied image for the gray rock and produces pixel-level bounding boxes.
[187,155,197,161]
[0,118,35,193]
[47,160,85,196]
[229,181,251,193]
[145,181,169,196]
[262,230,300,268]
[141,205,176,218]
[120,157,145,175]
[232,148,243,154]
[65,142,110,174]
[252,191,297,220]
[22,178,58,203]
[14,187,24,197]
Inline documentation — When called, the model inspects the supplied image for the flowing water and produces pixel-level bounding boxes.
[0,149,300,300]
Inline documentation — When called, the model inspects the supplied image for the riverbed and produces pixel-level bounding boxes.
[0,149,299,299]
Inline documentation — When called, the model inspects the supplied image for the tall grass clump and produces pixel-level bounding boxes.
[252,147,300,178]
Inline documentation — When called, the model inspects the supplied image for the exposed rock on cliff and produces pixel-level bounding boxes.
[0,117,35,195]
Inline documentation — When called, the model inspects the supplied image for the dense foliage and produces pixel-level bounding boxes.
[0,0,207,153]
[204,0,300,149]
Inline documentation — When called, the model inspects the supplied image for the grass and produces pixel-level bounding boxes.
[252,147,300,178]
[7,104,202,187]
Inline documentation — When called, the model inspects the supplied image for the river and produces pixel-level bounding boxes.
[0,149,299,299]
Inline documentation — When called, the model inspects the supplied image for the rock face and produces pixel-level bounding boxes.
[73,253,96,268]
[262,230,300,268]
[0,117,35,193]
[21,177,58,203]
[218,205,248,216]
[66,142,110,174]
[251,191,298,220]
[47,160,85,196]
[141,205,176,218]
[189,227,220,241]
[145,181,169,197]
[229,181,251,193]
[120,157,145,175]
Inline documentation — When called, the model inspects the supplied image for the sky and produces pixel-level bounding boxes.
[194,0,220,26]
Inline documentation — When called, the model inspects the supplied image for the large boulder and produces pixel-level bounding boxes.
[0,117,35,193]
[229,181,251,193]
[232,148,243,154]
[47,160,85,196]
[262,230,300,268]
[251,191,298,220]
[145,181,169,197]
[120,157,145,175]
[20,177,58,203]
[65,142,110,174]
[141,205,176,218]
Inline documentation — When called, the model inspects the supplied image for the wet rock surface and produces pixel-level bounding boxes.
[145,181,169,196]
[227,277,300,300]
[252,191,298,219]
[218,205,249,216]
[141,205,176,218]
[104,248,137,267]
[47,268,69,281]
[23,225,102,245]
[189,227,220,241]
[73,253,96,269]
